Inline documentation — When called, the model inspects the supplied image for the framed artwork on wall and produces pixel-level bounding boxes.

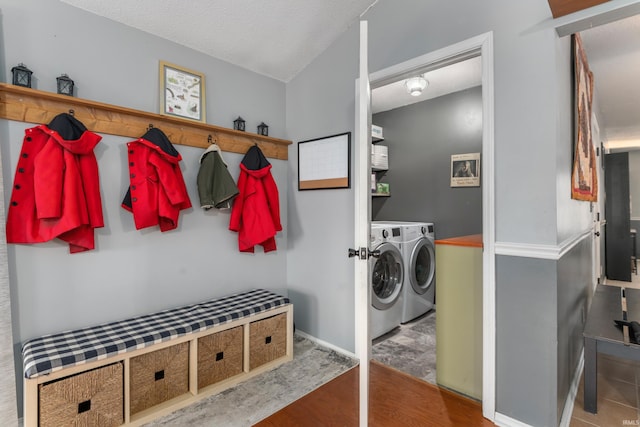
[298,132,351,190]
[159,61,206,123]
[451,153,480,187]
[571,34,598,202]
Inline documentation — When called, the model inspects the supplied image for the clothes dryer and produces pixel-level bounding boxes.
[370,223,404,339]
[400,222,436,323]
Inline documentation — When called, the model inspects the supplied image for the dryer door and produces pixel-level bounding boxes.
[409,237,435,295]
[370,242,404,310]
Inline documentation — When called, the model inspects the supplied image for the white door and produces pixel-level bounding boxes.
[353,20,371,427]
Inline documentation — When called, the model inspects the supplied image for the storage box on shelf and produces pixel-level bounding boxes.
[22,288,293,426]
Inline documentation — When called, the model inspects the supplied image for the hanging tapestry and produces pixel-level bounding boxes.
[571,33,598,202]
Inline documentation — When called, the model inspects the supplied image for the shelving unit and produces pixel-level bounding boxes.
[371,124,390,197]
[0,83,292,160]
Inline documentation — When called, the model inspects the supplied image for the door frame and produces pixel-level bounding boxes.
[355,31,496,421]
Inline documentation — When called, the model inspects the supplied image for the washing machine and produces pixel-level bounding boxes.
[370,223,404,339]
[400,222,436,323]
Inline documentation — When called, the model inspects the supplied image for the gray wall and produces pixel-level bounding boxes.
[0,0,287,417]
[371,87,482,239]
[286,0,591,425]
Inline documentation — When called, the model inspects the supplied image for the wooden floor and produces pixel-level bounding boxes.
[255,361,495,426]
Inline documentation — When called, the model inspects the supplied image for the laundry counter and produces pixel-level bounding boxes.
[435,234,483,400]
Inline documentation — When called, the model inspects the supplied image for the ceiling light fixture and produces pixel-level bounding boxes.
[404,75,428,96]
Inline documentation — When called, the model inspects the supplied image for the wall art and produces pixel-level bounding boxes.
[298,132,351,190]
[451,153,480,187]
[159,61,206,123]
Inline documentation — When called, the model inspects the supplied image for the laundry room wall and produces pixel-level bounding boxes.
[0,0,287,417]
[629,150,640,256]
[371,86,483,239]
[286,0,593,425]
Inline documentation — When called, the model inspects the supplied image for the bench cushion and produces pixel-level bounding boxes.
[23,288,289,379]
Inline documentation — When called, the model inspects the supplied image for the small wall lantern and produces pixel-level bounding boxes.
[233,116,246,132]
[56,74,74,96]
[257,122,269,136]
[11,63,33,88]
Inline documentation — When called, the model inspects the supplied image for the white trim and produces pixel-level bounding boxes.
[631,217,640,221]
[559,349,585,427]
[495,229,592,260]
[295,330,357,359]
[553,0,640,37]
[494,412,534,427]
[368,31,496,422]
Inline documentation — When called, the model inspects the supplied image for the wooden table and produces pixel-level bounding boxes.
[583,284,640,413]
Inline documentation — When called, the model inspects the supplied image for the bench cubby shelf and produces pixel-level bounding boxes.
[23,293,293,426]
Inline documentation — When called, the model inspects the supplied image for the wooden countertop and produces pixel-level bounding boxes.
[435,234,483,248]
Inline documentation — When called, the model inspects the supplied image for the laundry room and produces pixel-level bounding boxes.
[369,56,484,401]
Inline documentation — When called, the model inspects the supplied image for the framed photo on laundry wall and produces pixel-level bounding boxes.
[450,153,480,187]
[159,61,206,123]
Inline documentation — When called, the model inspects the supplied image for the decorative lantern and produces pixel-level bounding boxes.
[11,63,33,88]
[233,116,246,132]
[56,74,74,96]
[257,122,268,136]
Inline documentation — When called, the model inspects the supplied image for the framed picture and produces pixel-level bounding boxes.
[570,34,598,202]
[159,61,206,123]
[298,132,351,190]
[451,153,480,187]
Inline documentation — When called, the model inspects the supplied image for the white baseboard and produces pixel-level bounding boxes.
[494,412,534,427]
[295,330,357,360]
[559,349,585,427]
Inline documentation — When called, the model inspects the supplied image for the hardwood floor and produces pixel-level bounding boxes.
[254,361,495,426]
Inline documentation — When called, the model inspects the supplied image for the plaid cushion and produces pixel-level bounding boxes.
[23,288,289,379]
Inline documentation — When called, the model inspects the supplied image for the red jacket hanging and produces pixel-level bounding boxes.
[122,128,191,231]
[6,118,104,253]
[229,145,282,252]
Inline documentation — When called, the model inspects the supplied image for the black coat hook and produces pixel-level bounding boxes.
[68,109,75,116]
[147,123,154,131]
[208,134,213,144]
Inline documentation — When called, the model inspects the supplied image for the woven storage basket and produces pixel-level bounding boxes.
[198,326,243,390]
[39,362,123,427]
[249,313,287,370]
[129,342,189,415]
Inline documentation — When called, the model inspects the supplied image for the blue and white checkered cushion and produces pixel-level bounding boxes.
[23,288,289,379]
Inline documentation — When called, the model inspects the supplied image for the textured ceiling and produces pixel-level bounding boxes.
[580,14,640,150]
[60,0,379,82]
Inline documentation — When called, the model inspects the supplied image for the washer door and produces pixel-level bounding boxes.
[409,238,435,295]
[371,242,404,310]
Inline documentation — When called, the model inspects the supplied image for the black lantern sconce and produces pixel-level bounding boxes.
[233,116,246,132]
[257,122,269,136]
[11,63,33,88]
[56,74,75,96]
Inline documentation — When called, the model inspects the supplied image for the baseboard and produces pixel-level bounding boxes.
[295,330,357,360]
[494,412,534,427]
[559,348,585,427]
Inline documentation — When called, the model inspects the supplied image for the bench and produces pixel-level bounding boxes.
[22,288,293,426]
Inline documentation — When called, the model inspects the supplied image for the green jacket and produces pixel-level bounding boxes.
[197,144,239,210]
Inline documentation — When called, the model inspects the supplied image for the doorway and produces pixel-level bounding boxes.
[354,31,496,421]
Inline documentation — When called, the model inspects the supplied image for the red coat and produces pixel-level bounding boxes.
[6,124,104,253]
[229,146,282,252]
[122,132,191,232]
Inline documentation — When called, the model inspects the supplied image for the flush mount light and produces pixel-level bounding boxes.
[404,75,428,96]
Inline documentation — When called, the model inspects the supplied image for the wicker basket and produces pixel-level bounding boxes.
[129,342,189,415]
[39,362,123,427]
[249,313,287,370]
[198,326,243,390]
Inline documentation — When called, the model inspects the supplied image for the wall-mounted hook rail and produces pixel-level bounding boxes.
[0,83,291,160]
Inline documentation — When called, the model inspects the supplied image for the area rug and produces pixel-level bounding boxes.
[145,334,357,426]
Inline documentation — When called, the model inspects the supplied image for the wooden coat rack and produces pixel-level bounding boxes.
[0,83,291,160]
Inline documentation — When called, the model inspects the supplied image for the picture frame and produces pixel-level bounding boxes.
[570,34,598,202]
[451,153,480,187]
[159,60,206,123]
[298,132,351,190]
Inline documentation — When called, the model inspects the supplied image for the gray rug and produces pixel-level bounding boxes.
[144,334,357,426]
[371,309,437,384]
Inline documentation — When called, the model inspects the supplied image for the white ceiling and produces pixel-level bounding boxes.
[60,0,379,82]
[580,14,640,151]
[59,0,639,143]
